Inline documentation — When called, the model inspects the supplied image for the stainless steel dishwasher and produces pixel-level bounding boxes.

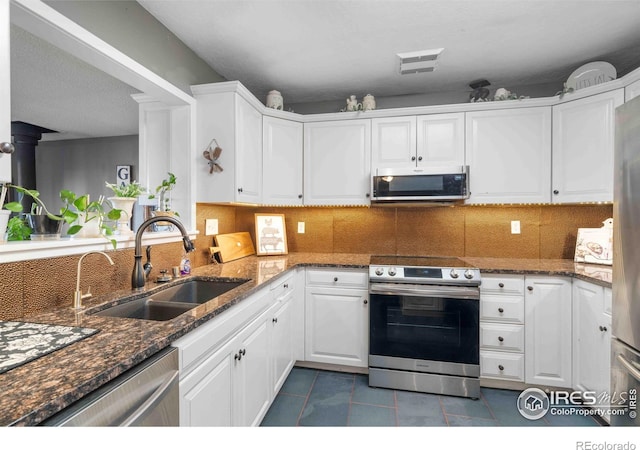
[42,347,179,426]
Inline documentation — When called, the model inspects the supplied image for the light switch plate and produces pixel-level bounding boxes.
[511,220,521,234]
[297,222,305,234]
[205,219,219,236]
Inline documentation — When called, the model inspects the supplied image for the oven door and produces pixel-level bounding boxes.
[369,283,480,373]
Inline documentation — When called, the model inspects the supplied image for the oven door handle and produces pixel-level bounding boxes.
[369,283,480,300]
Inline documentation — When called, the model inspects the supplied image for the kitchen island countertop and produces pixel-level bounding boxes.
[0,253,610,426]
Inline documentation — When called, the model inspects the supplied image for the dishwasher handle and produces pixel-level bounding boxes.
[120,369,179,426]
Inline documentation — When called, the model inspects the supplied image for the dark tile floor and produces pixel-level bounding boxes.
[260,367,602,427]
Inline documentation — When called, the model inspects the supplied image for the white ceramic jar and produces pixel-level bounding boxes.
[363,94,376,111]
[266,90,284,110]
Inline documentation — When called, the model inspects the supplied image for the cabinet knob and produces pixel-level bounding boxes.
[498,283,504,288]
[365,193,370,198]
[498,365,504,371]
[0,142,15,154]
[498,307,504,313]
[237,187,243,193]
[599,325,608,332]
[418,156,423,161]
[498,336,504,342]
[298,194,303,199]
[411,156,416,161]
[527,286,533,291]
[272,317,278,323]
[364,299,368,305]
[553,190,559,195]
[334,277,338,282]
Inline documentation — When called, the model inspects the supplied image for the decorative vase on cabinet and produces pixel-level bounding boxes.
[107,197,136,235]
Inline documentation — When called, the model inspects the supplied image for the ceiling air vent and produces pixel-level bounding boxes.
[397,48,444,75]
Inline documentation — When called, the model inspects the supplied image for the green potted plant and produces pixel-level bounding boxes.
[105,181,146,235]
[148,173,179,230]
[1,184,122,247]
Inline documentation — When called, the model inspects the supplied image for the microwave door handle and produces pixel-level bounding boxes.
[617,354,640,383]
[369,283,479,300]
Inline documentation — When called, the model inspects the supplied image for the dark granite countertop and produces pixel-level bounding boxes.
[0,253,610,426]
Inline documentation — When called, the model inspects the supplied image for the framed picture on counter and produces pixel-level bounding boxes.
[255,214,288,256]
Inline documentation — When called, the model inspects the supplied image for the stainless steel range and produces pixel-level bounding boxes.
[368,256,481,399]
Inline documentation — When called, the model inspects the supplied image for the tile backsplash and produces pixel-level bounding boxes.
[0,202,612,320]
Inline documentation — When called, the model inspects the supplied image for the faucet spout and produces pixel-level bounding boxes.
[74,251,115,310]
[132,216,194,289]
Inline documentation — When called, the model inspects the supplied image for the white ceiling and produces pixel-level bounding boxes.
[10,0,640,140]
[139,0,640,104]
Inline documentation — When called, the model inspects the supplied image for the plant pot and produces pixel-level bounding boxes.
[0,210,10,242]
[27,214,63,240]
[151,210,176,231]
[108,196,137,235]
[73,212,102,238]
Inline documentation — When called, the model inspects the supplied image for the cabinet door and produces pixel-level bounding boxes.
[371,116,417,171]
[235,95,263,203]
[416,113,465,167]
[270,289,294,398]
[466,107,551,204]
[233,313,271,427]
[625,79,640,102]
[263,116,303,205]
[305,286,369,367]
[179,339,234,426]
[552,89,623,203]
[525,276,572,387]
[304,120,371,205]
[572,280,610,399]
[0,0,10,182]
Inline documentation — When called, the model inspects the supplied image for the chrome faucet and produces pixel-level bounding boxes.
[132,216,195,289]
[74,251,115,310]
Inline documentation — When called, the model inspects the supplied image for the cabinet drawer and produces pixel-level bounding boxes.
[480,323,524,352]
[480,274,525,296]
[480,295,524,324]
[270,271,295,299]
[306,269,368,288]
[480,350,525,381]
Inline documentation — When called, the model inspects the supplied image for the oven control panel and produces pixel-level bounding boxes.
[369,265,481,285]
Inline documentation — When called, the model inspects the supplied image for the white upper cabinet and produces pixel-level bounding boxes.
[625,78,640,102]
[192,86,262,204]
[552,89,623,203]
[371,113,464,172]
[465,107,552,204]
[0,1,11,182]
[304,119,371,205]
[262,116,303,205]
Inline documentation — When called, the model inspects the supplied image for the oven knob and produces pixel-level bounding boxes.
[449,269,459,279]
[388,267,397,276]
[374,267,384,276]
[464,270,475,280]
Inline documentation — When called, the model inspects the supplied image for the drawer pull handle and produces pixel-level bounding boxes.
[599,325,608,332]
[498,307,504,313]
[498,336,504,342]
[498,365,504,371]
[272,317,278,324]
[334,277,338,282]
[498,283,504,288]
[283,283,289,289]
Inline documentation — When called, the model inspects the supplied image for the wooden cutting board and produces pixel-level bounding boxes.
[213,232,256,263]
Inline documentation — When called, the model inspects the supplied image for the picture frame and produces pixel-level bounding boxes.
[255,214,288,256]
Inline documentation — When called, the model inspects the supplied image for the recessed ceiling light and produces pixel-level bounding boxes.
[397,48,444,75]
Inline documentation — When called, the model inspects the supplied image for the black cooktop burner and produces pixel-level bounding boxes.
[369,255,473,268]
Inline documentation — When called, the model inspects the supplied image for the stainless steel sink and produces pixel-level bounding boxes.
[92,279,248,321]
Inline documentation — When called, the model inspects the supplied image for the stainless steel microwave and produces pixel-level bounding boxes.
[371,166,469,202]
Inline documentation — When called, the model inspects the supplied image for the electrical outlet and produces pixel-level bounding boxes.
[297,222,305,234]
[205,219,219,236]
[511,220,521,234]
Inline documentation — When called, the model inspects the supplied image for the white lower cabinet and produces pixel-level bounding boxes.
[305,268,369,367]
[480,274,526,382]
[174,272,299,427]
[573,280,612,420]
[524,276,573,388]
